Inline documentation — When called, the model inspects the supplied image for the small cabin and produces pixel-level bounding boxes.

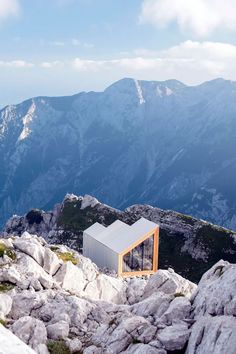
[83,217,159,276]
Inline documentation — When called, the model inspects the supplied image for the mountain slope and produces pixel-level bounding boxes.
[3,194,236,282]
[1,78,236,228]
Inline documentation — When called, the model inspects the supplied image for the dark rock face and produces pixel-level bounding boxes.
[1,78,236,229]
[3,194,236,283]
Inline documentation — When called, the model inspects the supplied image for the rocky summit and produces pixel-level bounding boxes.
[3,194,236,283]
[0,232,235,354]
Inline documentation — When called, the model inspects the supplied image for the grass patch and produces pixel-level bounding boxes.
[0,282,15,293]
[47,340,70,354]
[56,252,78,266]
[0,243,16,261]
[0,319,6,326]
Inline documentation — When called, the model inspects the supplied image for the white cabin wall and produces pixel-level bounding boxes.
[83,231,118,272]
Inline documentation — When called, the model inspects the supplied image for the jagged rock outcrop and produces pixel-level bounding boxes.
[3,194,236,283]
[0,233,235,354]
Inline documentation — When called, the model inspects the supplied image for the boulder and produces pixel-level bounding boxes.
[13,233,45,266]
[92,316,152,354]
[192,260,236,317]
[157,323,190,351]
[0,324,37,354]
[83,346,102,354]
[66,338,83,353]
[43,248,61,275]
[186,316,236,354]
[11,316,47,349]
[143,269,197,299]
[10,290,53,320]
[34,344,50,354]
[0,266,21,283]
[126,277,147,305]
[160,296,191,325]
[16,253,54,289]
[46,320,69,340]
[0,293,12,318]
[53,261,86,293]
[131,293,172,319]
[84,274,127,304]
[76,254,98,282]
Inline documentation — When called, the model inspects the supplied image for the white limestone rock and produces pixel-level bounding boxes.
[0,294,12,319]
[13,233,45,266]
[0,266,21,284]
[16,253,55,289]
[34,344,50,354]
[122,344,166,354]
[92,316,152,354]
[143,268,197,299]
[84,274,127,304]
[76,254,98,282]
[0,324,37,354]
[131,293,172,319]
[83,346,102,354]
[46,320,69,340]
[160,296,191,325]
[192,260,236,317]
[43,248,61,276]
[186,316,236,354]
[0,293,12,319]
[157,322,190,351]
[10,290,54,320]
[81,195,100,209]
[126,277,147,305]
[53,261,86,293]
[11,316,47,350]
[66,338,83,353]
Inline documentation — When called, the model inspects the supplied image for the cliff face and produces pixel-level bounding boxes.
[1,78,236,229]
[3,194,236,282]
[0,232,235,354]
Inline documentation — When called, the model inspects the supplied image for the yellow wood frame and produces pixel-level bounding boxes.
[118,226,159,277]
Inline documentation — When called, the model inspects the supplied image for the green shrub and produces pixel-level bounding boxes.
[56,251,78,265]
[0,243,16,260]
[0,282,15,293]
[0,318,6,326]
[47,340,70,354]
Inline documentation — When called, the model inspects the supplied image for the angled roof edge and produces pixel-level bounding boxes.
[83,217,159,254]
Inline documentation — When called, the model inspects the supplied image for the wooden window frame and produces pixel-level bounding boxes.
[118,226,159,277]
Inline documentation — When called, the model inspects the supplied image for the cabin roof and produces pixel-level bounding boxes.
[84,217,158,254]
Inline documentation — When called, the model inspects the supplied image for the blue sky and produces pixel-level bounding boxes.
[1,0,236,106]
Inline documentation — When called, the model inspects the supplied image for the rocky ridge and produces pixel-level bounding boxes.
[0,232,235,354]
[3,194,236,283]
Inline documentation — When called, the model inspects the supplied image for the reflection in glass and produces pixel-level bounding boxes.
[122,234,154,272]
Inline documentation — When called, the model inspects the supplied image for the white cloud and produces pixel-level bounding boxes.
[0,0,20,21]
[71,41,236,84]
[0,60,34,68]
[40,61,63,68]
[140,0,236,36]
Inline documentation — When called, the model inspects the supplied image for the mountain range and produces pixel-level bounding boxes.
[0,78,236,229]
